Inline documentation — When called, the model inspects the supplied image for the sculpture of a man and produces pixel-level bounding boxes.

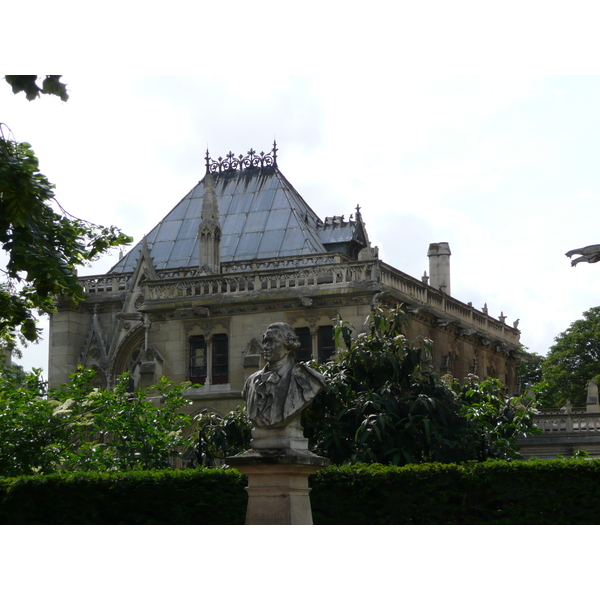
[243,323,326,428]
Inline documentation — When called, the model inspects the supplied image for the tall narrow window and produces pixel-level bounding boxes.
[189,336,207,384]
[189,334,229,385]
[318,325,335,363]
[212,333,229,384]
[295,327,312,362]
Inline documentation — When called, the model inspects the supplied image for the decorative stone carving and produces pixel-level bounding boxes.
[566,244,600,267]
[243,338,263,369]
[89,348,102,360]
[134,294,145,310]
[182,317,230,337]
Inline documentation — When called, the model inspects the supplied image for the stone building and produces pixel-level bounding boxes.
[48,144,522,416]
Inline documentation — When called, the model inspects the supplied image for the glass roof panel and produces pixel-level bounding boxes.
[156,218,183,241]
[264,208,291,231]
[166,197,191,221]
[151,241,175,269]
[243,209,269,233]
[271,188,291,210]
[228,192,254,215]
[222,212,248,234]
[177,216,200,240]
[256,227,285,254]
[234,232,263,257]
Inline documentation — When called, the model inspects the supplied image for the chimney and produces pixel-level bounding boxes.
[427,242,451,295]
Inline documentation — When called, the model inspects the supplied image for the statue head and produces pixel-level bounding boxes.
[262,322,300,366]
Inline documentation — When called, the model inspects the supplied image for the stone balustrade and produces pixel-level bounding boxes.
[77,254,518,347]
[220,253,344,274]
[379,262,520,346]
[533,411,600,434]
[79,275,131,294]
[145,259,378,300]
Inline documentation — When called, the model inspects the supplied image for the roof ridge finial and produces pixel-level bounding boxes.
[272,138,278,166]
[205,148,210,174]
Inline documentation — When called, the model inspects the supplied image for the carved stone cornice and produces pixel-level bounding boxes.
[182,317,230,337]
[286,309,337,330]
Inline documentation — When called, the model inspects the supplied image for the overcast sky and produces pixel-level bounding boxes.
[5,3,600,377]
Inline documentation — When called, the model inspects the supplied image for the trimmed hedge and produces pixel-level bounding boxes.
[311,460,600,524]
[0,468,247,525]
[2,460,600,524]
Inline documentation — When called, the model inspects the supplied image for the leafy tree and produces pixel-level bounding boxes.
[518,346,545,390]
[541,306,600,407]
[54,369,194,471]
[449,375,539,461]
[0,365,67,477]
[0,365,194,476]
[301,308,539,465]
[191,406,252,467]
[1,75,132,348]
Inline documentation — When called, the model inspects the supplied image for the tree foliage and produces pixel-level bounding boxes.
[541,306,600,407]
[0,366,194,477]
[5,75,69,102]
[518,346,545,389]
[192,406,252,467]
[301,308,539,465]
[1,75,132,347]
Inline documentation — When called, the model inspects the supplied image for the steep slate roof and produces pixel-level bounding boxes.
[108,164,331,275]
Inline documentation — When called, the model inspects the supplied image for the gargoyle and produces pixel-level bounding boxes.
[566,244,600,267]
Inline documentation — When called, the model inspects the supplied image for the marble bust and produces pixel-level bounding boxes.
[243,323,326,428]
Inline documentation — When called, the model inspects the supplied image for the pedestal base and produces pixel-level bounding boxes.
[226,449,330,525]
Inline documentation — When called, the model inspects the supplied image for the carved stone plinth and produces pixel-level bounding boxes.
[226,449,330,525]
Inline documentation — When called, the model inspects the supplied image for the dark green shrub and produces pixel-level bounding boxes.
[0,468,247,525]
[310,460,600,524]
[3,460,600,525]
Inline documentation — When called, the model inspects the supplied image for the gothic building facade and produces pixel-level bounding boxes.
[49,144,522,416]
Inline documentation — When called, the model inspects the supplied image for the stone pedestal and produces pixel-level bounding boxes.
[226,448,330,525]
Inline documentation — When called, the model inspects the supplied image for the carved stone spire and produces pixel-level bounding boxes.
[199,172,221,274]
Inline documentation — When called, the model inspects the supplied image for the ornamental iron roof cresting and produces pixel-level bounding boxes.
[205,141,278,174]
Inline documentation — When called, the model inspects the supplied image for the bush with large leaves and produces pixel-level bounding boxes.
[191,405,252,467]
[302,308,539,465]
